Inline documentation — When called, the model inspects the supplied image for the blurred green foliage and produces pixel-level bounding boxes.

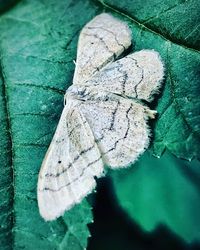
[110,151,200,243]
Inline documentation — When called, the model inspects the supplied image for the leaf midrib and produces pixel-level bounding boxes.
[0,54,14,248]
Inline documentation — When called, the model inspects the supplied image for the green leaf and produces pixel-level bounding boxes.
[109,151,200,242]
[0,59,13,250]
[0,0,99,249]
[98,0,200,50]
[95,0,200,245]
[1,0,200,249]
[96,0,200,160]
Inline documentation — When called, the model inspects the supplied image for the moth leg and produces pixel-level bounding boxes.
[144,108,157,119]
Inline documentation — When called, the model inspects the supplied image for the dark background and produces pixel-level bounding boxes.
[88,178,200,250]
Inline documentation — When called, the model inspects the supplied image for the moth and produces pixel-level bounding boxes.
[37,13,164,221]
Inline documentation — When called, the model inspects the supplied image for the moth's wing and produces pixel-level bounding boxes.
[37,104,104,221]
[85,50,164,102]
[79,96,151,168]
[73,13,132,85]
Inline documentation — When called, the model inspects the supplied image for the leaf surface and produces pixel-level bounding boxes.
[96,0,200,160]
[0,0,99,249]
[0,0,200,249]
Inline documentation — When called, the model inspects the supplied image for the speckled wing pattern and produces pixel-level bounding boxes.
[37,13,164,221]
[79,96,150,168]
[38,102,104,220]
[83,50,164,101]
[73,13,132,85]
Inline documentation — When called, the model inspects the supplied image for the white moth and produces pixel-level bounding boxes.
[37,13,164,221]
